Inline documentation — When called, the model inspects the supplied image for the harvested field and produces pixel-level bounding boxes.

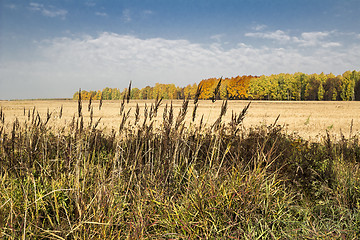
[1,99,359,140]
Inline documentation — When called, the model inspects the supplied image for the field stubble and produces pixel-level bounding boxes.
[0,99,359,140]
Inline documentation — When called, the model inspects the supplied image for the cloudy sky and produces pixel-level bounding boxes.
[1,0,359,99]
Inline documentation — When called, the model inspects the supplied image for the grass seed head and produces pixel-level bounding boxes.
[59,105,63,119]
[1,111,4,124]
[168,101,174,126]
[99,94,103,110]
[175,99,189,129]
[230,102,251,129]
[79,115,84,133]
[120,92,126,115]
[211,77,222,103]
[154,95,163,115]
[89,106,94,127]
[149,103,155,120]
[192,103,198,122]
[163,103,168,123]
[127,81,132,104]
[194,84,203,105]
[135,103,140,125]
[45,108,52,125]
[93,117,102,130]
[88,94,92,112]
[78,88,82,117]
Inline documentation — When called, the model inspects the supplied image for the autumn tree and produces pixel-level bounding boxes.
[94,90,102,100]
[183,83,198,99]
[198,78,218,100]
[227,75,253,99]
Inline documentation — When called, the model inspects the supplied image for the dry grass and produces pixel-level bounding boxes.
[1,99,359,140]
[1,98,360,239]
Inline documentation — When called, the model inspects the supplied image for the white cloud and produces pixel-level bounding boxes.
[29,2,68,19]
[0,32,359,99]
[245,30,291,42]
[95,12,108,17]
[322,42,342,48]
[294,31,329,46]
[253,24,267,31]
[210,34,225,42]
[302,31,329,40]
[29,3,42,11]
[246,30,341,48]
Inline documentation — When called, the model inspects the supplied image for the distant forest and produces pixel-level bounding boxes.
[73,70,360,101]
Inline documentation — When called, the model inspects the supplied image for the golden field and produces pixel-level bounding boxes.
[1,99,359,140]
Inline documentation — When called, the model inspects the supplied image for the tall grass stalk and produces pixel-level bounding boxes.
[211,77,222,103]
[78,88,82,118]
[127,81,132,104]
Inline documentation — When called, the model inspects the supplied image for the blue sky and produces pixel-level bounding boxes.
[1,0,360,99]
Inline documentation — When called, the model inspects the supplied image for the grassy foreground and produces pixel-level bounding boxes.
[1,99,360,239]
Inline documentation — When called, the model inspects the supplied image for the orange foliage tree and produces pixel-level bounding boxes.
[227,75,255,99]
[198,76,256,100]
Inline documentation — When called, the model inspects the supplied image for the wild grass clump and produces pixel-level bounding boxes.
[1,99,360,239]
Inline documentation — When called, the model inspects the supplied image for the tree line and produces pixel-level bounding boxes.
[73,70,360,101]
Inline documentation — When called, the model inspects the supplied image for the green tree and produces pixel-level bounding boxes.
[323,77,342,101]
[102,87,111,100]
[131,88,140,99]
[140,86,151,99]
[340,71,355,101]
[247,75,268,100]
[318,83,324,101]
[351,70,360,100]
[111,88,121,100]
[294,73,309,100]
[305,74,321,100]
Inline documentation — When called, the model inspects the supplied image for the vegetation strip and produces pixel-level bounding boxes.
[74,70,360,101]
